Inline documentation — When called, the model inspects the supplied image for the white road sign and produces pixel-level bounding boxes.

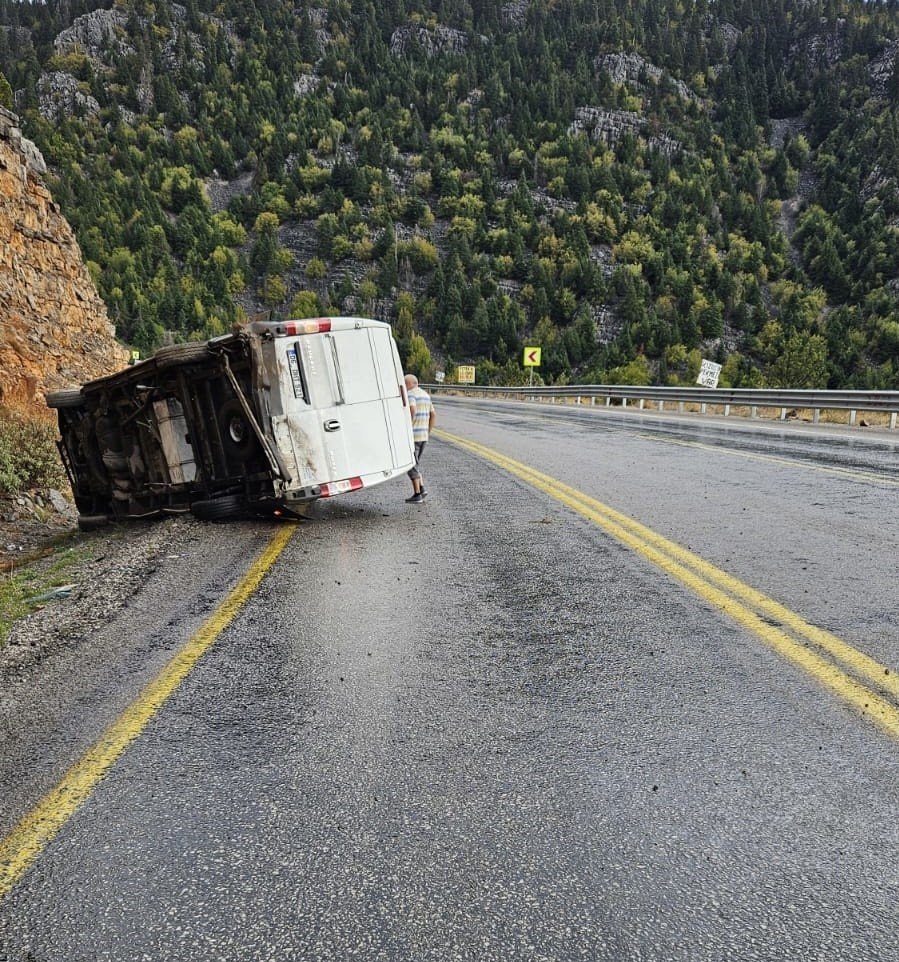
[696,359,722,389]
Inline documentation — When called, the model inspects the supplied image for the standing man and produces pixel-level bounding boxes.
[405,373,435,504]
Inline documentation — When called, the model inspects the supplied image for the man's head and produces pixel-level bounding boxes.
[405,374,419,390]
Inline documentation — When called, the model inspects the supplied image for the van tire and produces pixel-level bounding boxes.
[218,399,256,460]
[154,343,210,369]
[102,451,129,473]
[77,513,109,531]
[46,389,85,409]
[191,495,245,521]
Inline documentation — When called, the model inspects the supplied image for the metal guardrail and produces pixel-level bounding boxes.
[427,383,899,429]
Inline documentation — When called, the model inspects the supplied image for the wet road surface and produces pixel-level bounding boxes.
[1,399,899,960]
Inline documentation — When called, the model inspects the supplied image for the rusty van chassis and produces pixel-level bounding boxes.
[48,327,295,528]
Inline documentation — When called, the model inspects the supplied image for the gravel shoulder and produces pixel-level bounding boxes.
[0,508,286,837]
[1,513,197,672]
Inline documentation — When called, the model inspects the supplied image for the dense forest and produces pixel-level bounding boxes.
[3,0,899,388]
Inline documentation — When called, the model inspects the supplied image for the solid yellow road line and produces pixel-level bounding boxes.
[438,430,899,740]
[0,522,297,902]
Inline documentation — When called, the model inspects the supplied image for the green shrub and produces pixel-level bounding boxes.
[0,410,66,494]
[0,72,12,111]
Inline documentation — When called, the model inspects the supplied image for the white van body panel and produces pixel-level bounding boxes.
[269,317,415,498]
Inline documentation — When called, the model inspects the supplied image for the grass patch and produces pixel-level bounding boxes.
[0,535,88,647]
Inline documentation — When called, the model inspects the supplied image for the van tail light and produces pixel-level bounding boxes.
[320,477,364,497]
[284,318,333,335]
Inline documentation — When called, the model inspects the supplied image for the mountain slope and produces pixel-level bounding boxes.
[2,0,898,389]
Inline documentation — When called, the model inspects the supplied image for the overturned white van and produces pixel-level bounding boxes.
[47,317,416,526]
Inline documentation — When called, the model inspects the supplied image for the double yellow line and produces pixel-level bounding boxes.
[0,522,297,901]
[439,430,899,739]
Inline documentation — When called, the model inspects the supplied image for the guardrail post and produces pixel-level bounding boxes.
[849,409,856,425]
[780,407,787,420]
[751,406,758,418]
[622,398,628,409]
[577,396,582,405]
[605,397,611,407]
[639,399,645,410]
[891,412,897,430]
[813,409,820,424]
[724,404,730,417]
[700,402,707,414]
[590,397,595,406]
[658,400,664,412]
[678,401,685,413]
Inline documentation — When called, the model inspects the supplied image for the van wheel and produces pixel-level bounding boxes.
[46,389,85,409]
[191,495,246,521]
[102,451,129,473]
[218,399,256,460]
[77,513,109,531]
[154,342,210,369]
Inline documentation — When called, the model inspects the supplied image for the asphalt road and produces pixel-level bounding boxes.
[2,398,899,961]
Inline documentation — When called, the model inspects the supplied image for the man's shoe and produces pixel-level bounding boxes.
[406,493,424,503]
[420,489,428,499]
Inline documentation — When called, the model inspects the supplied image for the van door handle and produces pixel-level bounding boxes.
[323,419,341,432]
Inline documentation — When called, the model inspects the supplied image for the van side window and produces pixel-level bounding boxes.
[286,343,310,404]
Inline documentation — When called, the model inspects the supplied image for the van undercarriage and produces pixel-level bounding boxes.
[49,332,291,527]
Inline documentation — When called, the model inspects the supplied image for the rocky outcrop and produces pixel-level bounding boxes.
[37,71,102,121]
[204,169,255,213]
[715,21,741,53]
[53,8,131,62]
[42,5,232,121]
[569,107,681,156]
[390,24,470,58]
[294,73,322,97]
[53,5,212,69]
[869,39,899,97]
[790,18,849,70]
[501,2,529,28]
[303,8,333,52]
[596,53,700,104]
[0,106,128,417]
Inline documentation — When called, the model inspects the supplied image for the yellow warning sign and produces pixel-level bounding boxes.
[523,347,542,367]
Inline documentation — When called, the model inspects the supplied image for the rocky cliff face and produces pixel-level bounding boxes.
[0,106,128,418]
[389,23,471,57]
